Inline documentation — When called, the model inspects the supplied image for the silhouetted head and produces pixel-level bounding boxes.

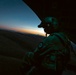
[38,17,59,34]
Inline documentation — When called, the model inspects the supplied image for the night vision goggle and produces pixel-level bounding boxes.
[38,22,53,28]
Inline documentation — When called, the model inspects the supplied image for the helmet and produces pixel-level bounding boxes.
[38,17,58,30]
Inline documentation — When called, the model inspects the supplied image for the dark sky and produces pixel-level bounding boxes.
[0,0,44,35]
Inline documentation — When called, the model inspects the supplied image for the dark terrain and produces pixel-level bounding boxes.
[0,29,76,75]
[0,29,44,75]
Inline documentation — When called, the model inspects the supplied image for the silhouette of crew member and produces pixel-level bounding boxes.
[23,17,71,75]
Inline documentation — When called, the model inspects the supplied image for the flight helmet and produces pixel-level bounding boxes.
[38,17,58,30]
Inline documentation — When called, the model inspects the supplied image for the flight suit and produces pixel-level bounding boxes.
[25,32,70,75]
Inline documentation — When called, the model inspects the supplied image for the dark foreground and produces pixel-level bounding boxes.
[0,29,76,75]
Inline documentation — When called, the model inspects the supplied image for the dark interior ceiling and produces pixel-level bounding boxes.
[23,0,76,43]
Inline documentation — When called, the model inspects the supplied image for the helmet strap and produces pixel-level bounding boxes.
[45,33,47,37]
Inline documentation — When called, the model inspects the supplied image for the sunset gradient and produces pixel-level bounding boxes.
[0,25,45,36]
[0,0,44,36]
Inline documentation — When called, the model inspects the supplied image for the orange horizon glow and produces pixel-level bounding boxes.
[15,28,45,36]
[0,25,45,36]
